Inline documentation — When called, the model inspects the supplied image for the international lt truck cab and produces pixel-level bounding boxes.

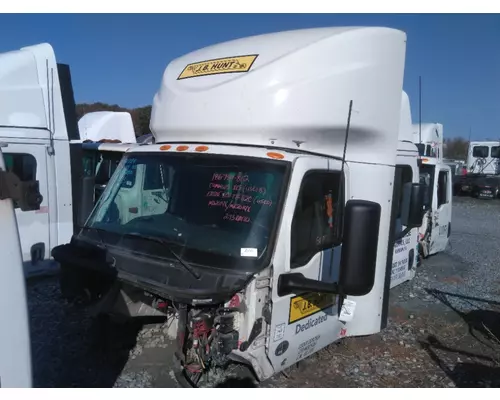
[52,27,426,387]
[412,123,452,258]
[0,144,44,387]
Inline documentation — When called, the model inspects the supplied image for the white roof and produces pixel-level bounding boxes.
[151,27,407,165]
[0,43,69,140]
[78,111,136,143]
[398,91,413,143]
[469,141,500,147]
[412,123,443,145]
[82,141,139,153]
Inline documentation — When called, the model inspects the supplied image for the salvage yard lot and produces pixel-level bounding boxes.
[27,197,500,388]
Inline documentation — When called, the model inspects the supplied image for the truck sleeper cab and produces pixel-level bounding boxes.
[52,27,425,387]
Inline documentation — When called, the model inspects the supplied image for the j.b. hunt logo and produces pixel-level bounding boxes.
[295,314,328,335]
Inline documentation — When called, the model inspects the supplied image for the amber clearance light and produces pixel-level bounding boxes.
[267,152,285,160]
[159,145,172,151]
[195,145,209,152]
[176,145,189,152]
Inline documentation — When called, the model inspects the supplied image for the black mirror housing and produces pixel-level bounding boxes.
[78,176,96,227]
[277,199,381,298]
[400,182,425,228]
[338,199,381,297]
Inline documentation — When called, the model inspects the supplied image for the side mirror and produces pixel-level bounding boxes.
[277,199,381,298]
[338,199,381,296]
[400,182,425,229]
[78,176,96,227]
[0,170,43,211]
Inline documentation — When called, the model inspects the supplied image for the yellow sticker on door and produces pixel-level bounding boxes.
[177,55,258,80]
[288,292,336,324]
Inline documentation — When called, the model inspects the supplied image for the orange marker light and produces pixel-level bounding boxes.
[422,158,429,163]
[195,145,209,152]
[176,145,189,152]
[267,152,285,160]
[159,145,171,151]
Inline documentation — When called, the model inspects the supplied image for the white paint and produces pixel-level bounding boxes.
[0,43,69,141]
[151,27,406,167]
[78,111,137,143]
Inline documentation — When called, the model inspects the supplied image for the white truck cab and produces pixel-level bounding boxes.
[0,144,41,387]
[0,43,139,277]
[466,141,500,175]
[412,123,452,257]
[52,27,426,387]
[0,43,77,277]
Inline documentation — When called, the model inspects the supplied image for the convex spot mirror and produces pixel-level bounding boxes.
[278,199,381,298]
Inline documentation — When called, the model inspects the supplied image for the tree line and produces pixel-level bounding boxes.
[75,102,484,161]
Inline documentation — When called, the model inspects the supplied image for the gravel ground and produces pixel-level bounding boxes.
[26,196,500,388]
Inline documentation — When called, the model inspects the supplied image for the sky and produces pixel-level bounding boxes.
[0,13,498,140]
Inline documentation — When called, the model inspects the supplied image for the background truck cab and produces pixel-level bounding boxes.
[412,123,452,257]
[0,43,140,278]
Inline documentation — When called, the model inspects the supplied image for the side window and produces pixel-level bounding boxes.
[82,150,97,178]
[491,146,500,158]
[95,154,122,185]
[437,170,449,207]
[290,171,342,268]
[3,153,38,209]
[473,146,489,158]
[3,153,37,181]
[395,165,413,219]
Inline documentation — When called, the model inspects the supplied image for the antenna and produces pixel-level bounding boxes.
[328,100,353,278]
[418,76,422,144]
[334,100,353,236]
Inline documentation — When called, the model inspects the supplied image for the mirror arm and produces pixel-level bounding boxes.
[394,226,412,242]
[277,273,340,297]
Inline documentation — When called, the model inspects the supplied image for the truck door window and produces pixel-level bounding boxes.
[472,146,489,158]
[2,153,37,209]
[437,170,449,207]
[491,146,500,158]
[290,171,342,268]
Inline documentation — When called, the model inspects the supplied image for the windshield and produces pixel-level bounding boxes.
[85,152,288,271]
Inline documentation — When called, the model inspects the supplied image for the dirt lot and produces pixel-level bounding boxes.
[27,196,500,387]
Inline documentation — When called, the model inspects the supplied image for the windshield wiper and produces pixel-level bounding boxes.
[122,232,201,280]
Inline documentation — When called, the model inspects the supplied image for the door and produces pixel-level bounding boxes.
[3,145,50,266]
[390,163,417,289]
[0,150,32,387]
[430,166,452,254]
[268,157,344,373]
